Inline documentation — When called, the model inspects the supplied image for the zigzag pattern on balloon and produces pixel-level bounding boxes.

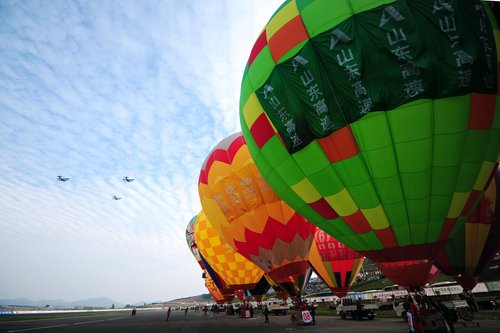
[237,234,314,271]
[199,133,246,185]
[233,212,315,257]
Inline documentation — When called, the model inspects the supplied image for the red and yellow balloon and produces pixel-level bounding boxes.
[199,133,316,296]
[309,229,364,297]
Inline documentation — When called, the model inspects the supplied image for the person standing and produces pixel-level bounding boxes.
[131,307,137,317]
[166,307,171,321]
[309,302,316,325]
[184,307,188,316]
[263,305,270,323]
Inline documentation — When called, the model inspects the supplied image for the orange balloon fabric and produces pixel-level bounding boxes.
[199,133,316,296]
[194,210,264,290]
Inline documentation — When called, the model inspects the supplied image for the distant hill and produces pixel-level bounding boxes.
[167,294,212,304]
[0,297,123,308]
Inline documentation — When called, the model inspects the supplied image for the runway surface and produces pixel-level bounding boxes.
[1,309,499,333]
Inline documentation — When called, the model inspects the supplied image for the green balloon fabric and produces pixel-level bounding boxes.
[240,0,500,267]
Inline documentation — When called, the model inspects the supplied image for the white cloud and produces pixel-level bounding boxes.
[0,0,283,303]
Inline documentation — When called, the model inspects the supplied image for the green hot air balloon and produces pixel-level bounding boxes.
[240,0,500,286]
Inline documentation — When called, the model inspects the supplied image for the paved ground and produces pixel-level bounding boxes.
[0,309,499,333]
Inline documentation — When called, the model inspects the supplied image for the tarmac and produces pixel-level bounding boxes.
[1,308,499,333]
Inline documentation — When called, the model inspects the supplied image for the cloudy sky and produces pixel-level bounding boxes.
[0,0,284,305]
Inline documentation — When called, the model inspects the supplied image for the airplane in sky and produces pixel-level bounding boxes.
[57,176,70,182]
[113,195,122,200]
[122,176,135,182]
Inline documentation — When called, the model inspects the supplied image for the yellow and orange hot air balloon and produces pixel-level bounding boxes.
[187,213,234,302]
[194,210,265,291]
[199,133,316,296]
[309,229,364,298]
[205,275,225,304]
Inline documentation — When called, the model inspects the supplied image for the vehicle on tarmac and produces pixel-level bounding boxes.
[336,298,378,320]
[266,300,291,315]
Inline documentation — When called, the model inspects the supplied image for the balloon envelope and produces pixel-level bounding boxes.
[199,133,316,295]
[239,0,500,286]
[309,229,364,297]
[205,275,225,304]
[186,215,205,270]
[194,210,264,290]
[378,260,441,287]
[435,169,499,289]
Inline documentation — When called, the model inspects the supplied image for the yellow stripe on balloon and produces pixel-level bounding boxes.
[447,192,471,219]
[473,161,496,190]
[361,205,390,230]
[465,223,491,273]
[265,0,299,40]
[243,92,267,128]
[291,178,322,203]
[325,188,357,217]
[495,30,500,58]
[309,241,334,286]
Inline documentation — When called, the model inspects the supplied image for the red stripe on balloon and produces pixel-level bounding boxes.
[374,227,398,248]
[317,126,359,162]
[248,30,268,68]
[342,210,372,234]
[469,94,496,129]
[268,15,308,62]
[250,113,276,149]
[199,135,246,184]
[460,190,481,216]
[438,217,458,241]
[309,198,339,220]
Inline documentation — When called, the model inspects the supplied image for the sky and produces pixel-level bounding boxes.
[0,0,284,306]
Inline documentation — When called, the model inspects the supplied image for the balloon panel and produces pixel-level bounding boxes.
[240,0,500,266]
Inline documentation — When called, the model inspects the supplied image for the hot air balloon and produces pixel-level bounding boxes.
[435,168,499,290]
[186,214,235,302]
[194,210,265,291]
[377,261,441,287]
[309,229,364,298]
[239,0,500,287]
[205,275,226,304]
[186,215,205,270]
[199,133,316,296]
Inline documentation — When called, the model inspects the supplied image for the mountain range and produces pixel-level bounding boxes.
[0,297,124,308]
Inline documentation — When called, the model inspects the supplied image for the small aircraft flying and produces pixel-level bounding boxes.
[113,195,122,200]
[122,176,135,182]
[57,176,70,182]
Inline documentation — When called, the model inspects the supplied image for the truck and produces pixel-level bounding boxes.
[336,298,378,320]
[266,300,291,315]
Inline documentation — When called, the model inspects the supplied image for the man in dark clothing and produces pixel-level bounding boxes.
[309,302,316,325]
[166,307,171,321]
[263,305,270,323]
